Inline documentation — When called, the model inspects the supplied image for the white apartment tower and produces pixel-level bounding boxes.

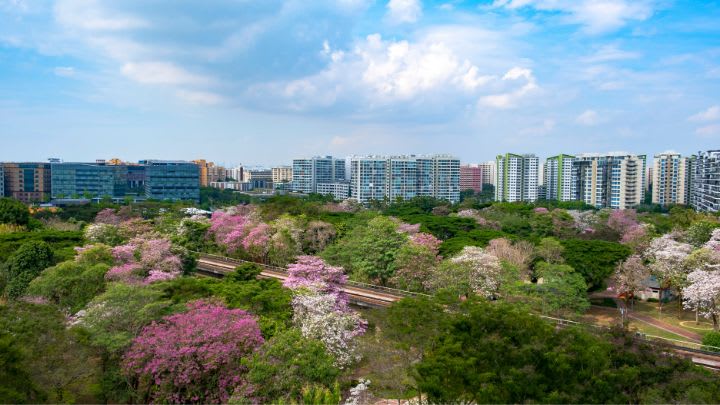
[350,154,460,204]
[652,153,692,206]
[691,150,720,212]
[571,153,647,209]
[495,153,539,202]
[544,154,575,201]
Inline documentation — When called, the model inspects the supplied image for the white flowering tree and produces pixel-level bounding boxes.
[612,255,649,309]
[682,269,720,331]
[644,234,693,309]
[428,246,505,299]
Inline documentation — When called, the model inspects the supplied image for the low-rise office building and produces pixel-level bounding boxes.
[50,162,127,199]
[316,182,351,200]
[2,162,52,203]
[142,160,200,202]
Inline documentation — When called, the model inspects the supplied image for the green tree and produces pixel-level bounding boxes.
[407,297,720,403]
[0,197,29,226]
[686,220,720,247]
[3,240,54,299]
[535,237,565,264]
[561,239,632,290]
[244,329,340,403]
[0,334,45,404]
[702,331,720,352]
[0,302,99,403]
[27,261,109,313]
[323,216,406,285]
[517,262,590,315]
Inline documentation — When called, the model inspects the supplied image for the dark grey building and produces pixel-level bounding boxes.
[142,160,200,202]
[50,162,127,199]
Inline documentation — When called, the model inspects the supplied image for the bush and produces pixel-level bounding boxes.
[3,241,54,299]
[702,331,720,352]
[0,198,30,226]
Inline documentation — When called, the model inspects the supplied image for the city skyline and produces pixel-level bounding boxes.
[1,1,719,165]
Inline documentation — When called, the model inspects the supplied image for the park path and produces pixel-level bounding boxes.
[626,311,702,342]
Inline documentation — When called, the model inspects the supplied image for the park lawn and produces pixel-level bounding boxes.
[631,300,714,339]
[582,305,700,345]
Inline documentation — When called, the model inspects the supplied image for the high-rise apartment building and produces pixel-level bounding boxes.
[571,153,646,209]
[292,156,345,194]
[316,182,350,200]
[652,153,692,206]
[495,153,539,202]
[691,150,720,212]
[272,166,293,184]
[544,154,575,201]
[0,164,4,198]
[50,162,127,199]
[192,160,225,186]
[226,166,244,183]
[460,164,483,192]
[349,154,460,204]
[2,162,51,203]
[143,160,200,202]
[479,161,496,186]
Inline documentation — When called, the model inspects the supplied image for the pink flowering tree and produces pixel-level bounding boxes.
[208,208,271,261]
[284,256,348,297]
[95,208,122,225]
[607,209,648,247]
[283,256,366,368]
[397,222,421,235]
[122,300,264,404]
[106,237,183,284]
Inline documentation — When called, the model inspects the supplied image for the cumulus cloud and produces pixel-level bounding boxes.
[249,30,535,115]
[493,0,656,34]
[576,109,599,125]
[689,105,720,122]
[479,67,538,109]
[121,62,213,86]
[386,0,423,24]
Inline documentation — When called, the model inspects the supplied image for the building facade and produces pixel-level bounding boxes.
[652,153,692,206]
[543,154,575,201]
[0,164,4,197]
[495,153,539,202]
[50,162,127,199]
[691,150,720,212]
[350,154,460,204]
[246,169,273,189]
[226,166,244,183]
[2,163,52,203]
[478,161,496,186]
[271,166,293,184]
[316,182,351,200]
[292,156,346,194]
[143,160,200,201]
[460,164,483,193]
[571,153,646,209]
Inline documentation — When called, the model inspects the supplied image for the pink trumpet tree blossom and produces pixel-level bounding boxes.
[122,300,264,404]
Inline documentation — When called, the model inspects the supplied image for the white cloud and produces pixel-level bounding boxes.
[121,62,212,86]
[696,124,720,138]
[689,105,720,122]
[576,109,599,125]
[582,44,640,63]
[493,0,656,34]
[479,67,538,109]
[55,0,147,31]
[53,66,75,77]
[386,0,423,24]
[176,90,224,106]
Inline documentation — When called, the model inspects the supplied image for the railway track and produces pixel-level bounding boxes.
[196,253,720,370]
[196,254,418,308]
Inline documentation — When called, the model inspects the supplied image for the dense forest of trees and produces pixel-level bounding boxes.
[1,194,720,403]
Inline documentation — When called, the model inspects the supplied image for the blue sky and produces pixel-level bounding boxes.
[0,0,719,166]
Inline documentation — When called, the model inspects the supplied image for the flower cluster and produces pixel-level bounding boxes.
[410,232,442,255]
[122,300,264,404]
[284,256,366,368]
[208,208,271,260]
[106,237,182,284]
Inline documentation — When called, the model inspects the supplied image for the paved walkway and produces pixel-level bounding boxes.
[627,311,702,342]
